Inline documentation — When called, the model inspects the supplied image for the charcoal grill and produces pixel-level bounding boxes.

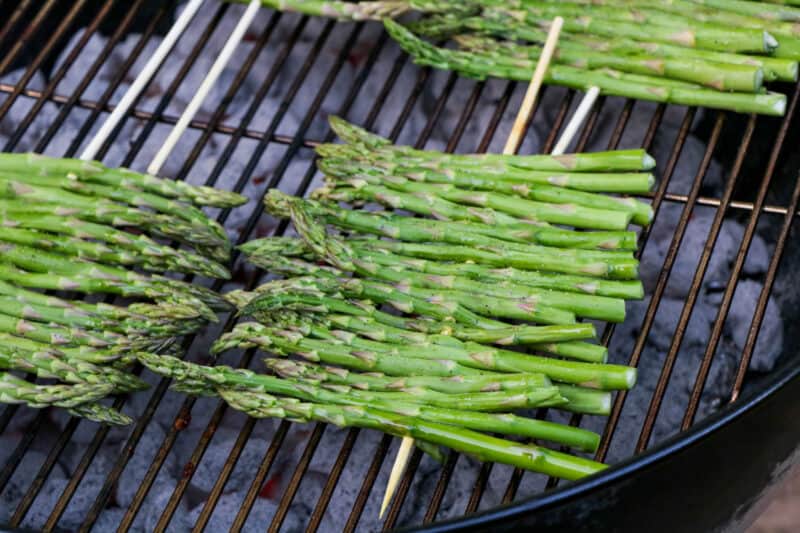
[1,1,799,531]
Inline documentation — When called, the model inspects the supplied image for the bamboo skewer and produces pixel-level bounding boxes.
[379,16,571,521]
[148,0,262,175]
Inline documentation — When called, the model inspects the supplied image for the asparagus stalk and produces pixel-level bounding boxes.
[244,237,643,299]
[0,246,229,314]
[0,170,227,242]
[0,372,114,409]
[247,245,626,322]
[557,30,799,83]
[264,190,640,250]
[232,288,606,361]
[328,116,656,172]
[455,30,764,92]
[0,312,123,348]
[384,20,787,116]
[0,226,229,279]
[485,3,778,54]
[1,213,230,278]
[321,153,655,196]
[0,182,228,252]
[323,163,653,226]
[0,199,224,254]
[219,389,607,480]
[223,0,421,19]
[273,189,639,280]
[686,0,800,22]
[0,346,148,393]
[524,0,800,58]
[139,352,603,452]
[265,358,551,393]
[266,360,601,451]
[213,323,636,390]
[0,153,246,208]
[354,239,638,280]
[140,351,564,411]
[323,179,634,231]
[67,402,132,425]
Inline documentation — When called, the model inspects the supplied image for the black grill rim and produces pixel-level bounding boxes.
[409,361,800,532]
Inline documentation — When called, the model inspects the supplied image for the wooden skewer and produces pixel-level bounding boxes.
[552,85,601,156]
[80,0,206,162]
[378,16,567,521]
[148,0,262,175]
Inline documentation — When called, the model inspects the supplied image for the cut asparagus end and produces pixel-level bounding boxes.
[764,31,779,52]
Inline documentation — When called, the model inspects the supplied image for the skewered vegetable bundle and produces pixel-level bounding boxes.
[227,0,800,115]
[147,117,652,481]
[0,153,246,422]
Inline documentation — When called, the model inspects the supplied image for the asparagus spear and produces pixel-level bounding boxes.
[213,323,636,390]
[139,352,605,452]
[384,20,787,116]
[223,389,606,479]
[0,181,229,251]
[232,287,606,361]
[524,0,800,58]
[328,116,656,171]
[264,190,640,250]
[556,30,799,83]
[273,190,639,279]
[0,346,147,393]
[141,351,545,410]
[353,239,638,280]
[686,0,800,22]
[455,31,764,92]
[0,153,246,208]
[273,310,607,364]
[323,179,634,231]
[246,245,626,322]
[323,164,653,226]
[2,213,230,276]
[0,226,230,279]
[268,360,601,450]
[483,3,778,54]
[265,358,550,393]
[320,153,656,195]
[0,372,114,409]
[0,170,227,240]
[244,237,643,299]
[0,245,229,314]
[67,402,132,425]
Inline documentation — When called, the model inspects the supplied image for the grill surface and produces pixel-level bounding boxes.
[1,1,799,531]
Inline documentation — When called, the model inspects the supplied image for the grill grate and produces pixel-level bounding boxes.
[1,1,799,531]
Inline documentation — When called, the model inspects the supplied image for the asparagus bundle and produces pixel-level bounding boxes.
[0,153,245,422]
[122,106,656,479]
[385,20,788,116]
[227,0,798,115]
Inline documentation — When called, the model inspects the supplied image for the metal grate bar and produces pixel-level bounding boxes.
[0,0,59,75]
[2,0,118,151]
[0,0,89,134]
[683,80,800,427]
[0,0,34,47]
[635,112,728,452]
[730,148,800,401]
[636,112,760,444]
[594,106,695,463]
